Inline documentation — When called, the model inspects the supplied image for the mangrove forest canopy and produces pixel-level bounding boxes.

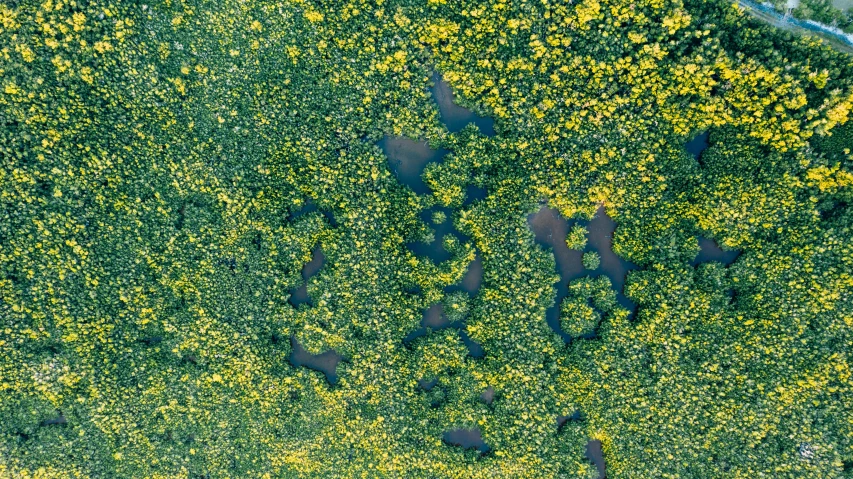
[1,0,852,477]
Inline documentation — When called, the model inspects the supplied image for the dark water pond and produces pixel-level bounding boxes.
[404,303,485,359]
[443,427,490,453]
[378,135,486,275]
[430,72,495,136]
[586,439,606,479]
[288,246,325,307]
[406,206,470,264]
[686,131,710,162]
[289,336,341,385]
[692,237,740,266]
[465,185,488,204]
[445,253,483,296]
[528,205,638,341]
[378,71,494,266]
[378,136,448,196]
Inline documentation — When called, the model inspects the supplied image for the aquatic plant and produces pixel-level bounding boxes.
[432,210,447,225]
[582,252,601,270]
[566,224,589,251]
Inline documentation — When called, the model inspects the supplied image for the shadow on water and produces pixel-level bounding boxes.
[586,439,607,479]
[443,428,490,453]
[686,131,710,163]
[430,72,495,136]
[288,246,326,307]
[378,136,448,195]
[528,205,639,341]
[692,237,740,266]
[289,336,341,385]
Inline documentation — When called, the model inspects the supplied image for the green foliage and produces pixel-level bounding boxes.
[432,210,447,225]
[560,276,621,337]
[812,121,853,161]
[443,291,471,323]
[582,251,601,270]
[561,298,600,337]
[566,224,589,251]
[1,0,852,477]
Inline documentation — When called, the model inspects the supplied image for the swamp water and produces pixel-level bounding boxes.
[686,131,710,162]
[528,205,639,342]
[288,245,326,307]
[285,204,343,384]
[283,74,495,387]
[528,204,742,341]
[291,73,614,465]
[289,336,341,385]
[380,72,496,451]
[380,73,496,360]
[685,131,741,266]
[693,237,740,266]
[586,439,606,479]
[430,72,496,136]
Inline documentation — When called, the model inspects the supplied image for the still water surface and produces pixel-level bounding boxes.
[528,205,639,341]
[430,72,496,136]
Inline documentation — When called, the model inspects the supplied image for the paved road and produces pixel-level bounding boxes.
[735,0,853,54]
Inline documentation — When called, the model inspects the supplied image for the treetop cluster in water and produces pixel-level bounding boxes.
[1,0,852,477]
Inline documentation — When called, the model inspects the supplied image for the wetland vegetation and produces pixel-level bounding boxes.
[1,0,852,478]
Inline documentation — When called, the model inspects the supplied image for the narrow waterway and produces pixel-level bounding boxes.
[586,207,639,315]
[288,246,326,307]
[586,439,606,479]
